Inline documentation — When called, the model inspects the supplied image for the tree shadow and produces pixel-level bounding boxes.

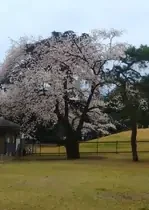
[12,154,108,163]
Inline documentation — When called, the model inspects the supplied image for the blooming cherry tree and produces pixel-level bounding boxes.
[0,29,126,159]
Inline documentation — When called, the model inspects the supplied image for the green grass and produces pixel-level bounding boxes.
[1,154,149,210]
[2,129,149,210]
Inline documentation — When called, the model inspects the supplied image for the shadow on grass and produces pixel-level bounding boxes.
[2,153,149,165]
[12,154,108,162]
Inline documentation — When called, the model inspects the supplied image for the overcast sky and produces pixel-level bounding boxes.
[0,0,149,62]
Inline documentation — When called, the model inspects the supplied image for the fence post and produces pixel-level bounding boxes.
[32,143,33,155]
[116,141,118,154]
[97,140,99,155]
[58,145,60,156]
[40,144,41,155]
[35,144,36,154]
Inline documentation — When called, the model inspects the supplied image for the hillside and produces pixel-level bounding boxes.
[89,128,149,142]
[79,129,149,153]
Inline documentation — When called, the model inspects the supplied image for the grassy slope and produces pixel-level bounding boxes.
[79,128,149,152]
[89,128,149,142]
[1,156,149,210]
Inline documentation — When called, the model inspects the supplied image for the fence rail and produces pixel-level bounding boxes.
[24,140,149,156]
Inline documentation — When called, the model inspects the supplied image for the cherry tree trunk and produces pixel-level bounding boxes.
[65,132,80,160]
[131,114,139,162]
[65,139,80,159]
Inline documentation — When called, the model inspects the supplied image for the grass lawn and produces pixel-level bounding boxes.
[1,154,149,210]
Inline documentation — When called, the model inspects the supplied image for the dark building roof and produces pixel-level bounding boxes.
[0,117,20,132]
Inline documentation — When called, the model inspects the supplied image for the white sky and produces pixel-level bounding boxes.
[0,0,149,62]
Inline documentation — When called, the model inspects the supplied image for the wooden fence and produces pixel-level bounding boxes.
[24,140,149,156]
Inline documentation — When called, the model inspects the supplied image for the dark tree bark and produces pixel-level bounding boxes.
[65,131,80,159]
[130,112,139,162]
[63,70,81,159]
[65,83,99,159]
[65,139,80,159]
[143,123,148,128]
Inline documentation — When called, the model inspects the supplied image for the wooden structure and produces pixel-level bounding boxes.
[0,117,20,156]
